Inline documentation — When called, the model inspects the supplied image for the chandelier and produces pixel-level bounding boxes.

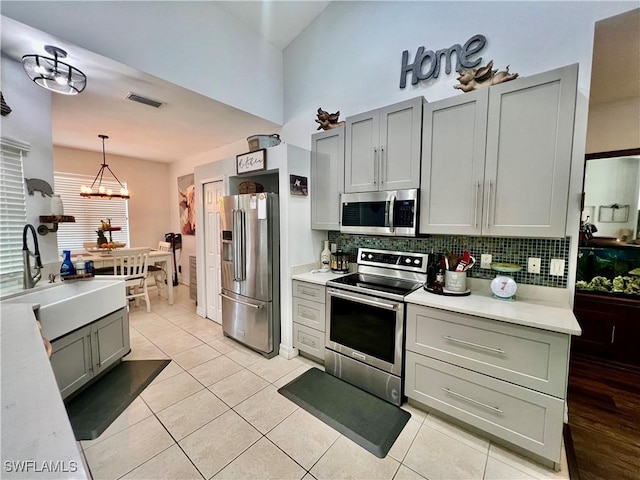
[22,45,87,95]
[80,135,130,199]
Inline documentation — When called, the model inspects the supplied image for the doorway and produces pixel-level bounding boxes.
[204,180,224,324]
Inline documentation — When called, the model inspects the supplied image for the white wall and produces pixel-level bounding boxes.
[586,98,640,153]
[2,1,284,124]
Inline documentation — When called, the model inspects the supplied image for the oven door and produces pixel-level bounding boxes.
[325,287,404,376]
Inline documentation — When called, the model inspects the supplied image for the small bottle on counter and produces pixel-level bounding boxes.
[433,268,445,293]
[74,255,85,275]
[60,250,76,277]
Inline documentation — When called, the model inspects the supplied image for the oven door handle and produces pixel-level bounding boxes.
[328,289,400,310]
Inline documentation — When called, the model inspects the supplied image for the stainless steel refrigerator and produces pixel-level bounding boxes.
[219,193,280,358]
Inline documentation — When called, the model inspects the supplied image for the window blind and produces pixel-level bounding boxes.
[54,172,130,251]
[0,139,29,293]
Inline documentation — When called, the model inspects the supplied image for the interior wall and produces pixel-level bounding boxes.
[586,98,640,153]
[54,146,171,249]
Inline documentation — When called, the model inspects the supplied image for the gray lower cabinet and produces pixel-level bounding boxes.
[292,280,325,363]
[420,64,577,237]
[50,306,130,399]
[405,303,569,467]
[311,127,344,231]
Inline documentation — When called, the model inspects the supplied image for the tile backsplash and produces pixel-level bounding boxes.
[327,232,571,288]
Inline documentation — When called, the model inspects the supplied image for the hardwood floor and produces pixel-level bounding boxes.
[566,353,640,480]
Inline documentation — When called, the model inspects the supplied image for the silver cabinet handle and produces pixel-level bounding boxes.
[95,330,101,367]
[373,148,378,185]
[300,288,317,297]
[300,311,317,320]
[474,182,480,229]
[352,352,366,360]
[219,293,263,309]
[485,180,493,228]
[442,387,503,413]
[442,335,506,355]
[328,289,399,310]
[380,146,385,184]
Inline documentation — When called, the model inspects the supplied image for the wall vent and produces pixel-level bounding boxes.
[125,92,163,108]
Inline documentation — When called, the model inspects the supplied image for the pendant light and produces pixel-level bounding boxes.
[22,45,87,95]
[80,135,130,199]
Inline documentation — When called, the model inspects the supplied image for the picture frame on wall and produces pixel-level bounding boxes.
[236,149,267,174]
[290,175,308,196]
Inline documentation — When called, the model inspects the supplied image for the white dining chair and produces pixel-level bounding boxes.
[111,247,151,312]
[148,241,171,296]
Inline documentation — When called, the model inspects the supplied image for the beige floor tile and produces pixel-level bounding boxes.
[213,437,306,480]
[149,360,184,385]
[303,474,317,480]
[403,424,487,480]
[120,444,203,479]
[141,325,190,344]
[267,408,340,470]
[189,328,222,344]
[154,333,204,356]
[273,364,314,389]
[188,355,244,386]
[81,397,153,449]
[225,345,264,367]
[82,416,174,479]
[208,368,269,407]
[141,371,203,412]
[247,355,303,383]
[488,443,569,480]
[393,465,426,480]
[401,403,428,424]
[234,385,298,434]
[131,317,181,337]
[484,456,539,480]
[172,344,222,369]
[207,336,239,354]
[311,436,400,480]
[388,418,421,463]
[179,410,261,479]
[124,342,168,361]
[156,389,229,440]
[423,413,490,454]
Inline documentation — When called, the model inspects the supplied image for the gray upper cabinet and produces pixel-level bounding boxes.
[345,96,424,193]
[420,64,578,238]
[311,127,344,230]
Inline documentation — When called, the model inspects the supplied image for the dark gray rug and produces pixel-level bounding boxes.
[277,367,410,458]
[65,359,170,440]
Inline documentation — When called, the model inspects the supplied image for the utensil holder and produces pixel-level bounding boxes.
[445,270,467,292]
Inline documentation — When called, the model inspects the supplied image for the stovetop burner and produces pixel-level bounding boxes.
[329,273,422,297]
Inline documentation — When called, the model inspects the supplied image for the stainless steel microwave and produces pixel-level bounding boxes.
[340,189,418,236]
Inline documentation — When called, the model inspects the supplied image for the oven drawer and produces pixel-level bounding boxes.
[405,351,564,463]
[292,280,325,303]
[293,297,326,332]
[293,323,324,361]
[406,304,569,398]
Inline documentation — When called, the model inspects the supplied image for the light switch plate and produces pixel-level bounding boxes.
[528,257,541,274]
[550,259,565,276]
[480,254,492,269]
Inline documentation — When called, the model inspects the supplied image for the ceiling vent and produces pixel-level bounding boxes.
[125,92,163,108]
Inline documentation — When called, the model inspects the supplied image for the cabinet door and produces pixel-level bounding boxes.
[50,325,94,399]
[483,64,577,237]
[345,109,379,193]
[311,128,345,230]
[379,97,424,191]
[420,90,488,235]
[92,307,130,374]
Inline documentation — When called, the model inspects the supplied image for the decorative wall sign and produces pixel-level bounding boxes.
[400,34,487,88]
[290,175,308,196]
[237,149,267,174]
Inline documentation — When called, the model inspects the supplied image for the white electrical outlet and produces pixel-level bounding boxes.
[480,254,492,269]
[550,259,565,276]
[528,257,541,274]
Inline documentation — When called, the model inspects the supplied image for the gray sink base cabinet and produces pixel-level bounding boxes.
[405,303,569,470]
[50,306,130,399]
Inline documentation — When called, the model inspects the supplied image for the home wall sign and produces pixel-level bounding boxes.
[237,149,267,174]
[400,34,487,88]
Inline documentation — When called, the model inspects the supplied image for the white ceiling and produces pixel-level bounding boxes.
[1,4,636,164]
[0,2,331,163]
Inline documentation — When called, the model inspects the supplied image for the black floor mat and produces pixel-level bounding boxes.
[65,359,170,440]
[277,367,410,458]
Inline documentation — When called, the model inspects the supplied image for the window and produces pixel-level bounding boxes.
[0,138,29,294]
[54,172,130,251]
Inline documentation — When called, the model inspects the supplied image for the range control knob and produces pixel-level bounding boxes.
[405,258,411,264]
[361,253,366,259]
[414,259,421,265]
[368,254,373,259]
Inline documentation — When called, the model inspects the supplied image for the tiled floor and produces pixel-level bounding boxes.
[80,286,571,480]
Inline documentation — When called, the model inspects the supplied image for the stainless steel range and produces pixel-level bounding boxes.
[325,248,428,405]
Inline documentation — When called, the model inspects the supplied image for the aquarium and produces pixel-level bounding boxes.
[576,245,640,297]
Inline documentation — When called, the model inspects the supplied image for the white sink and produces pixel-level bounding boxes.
[3,279,126,340]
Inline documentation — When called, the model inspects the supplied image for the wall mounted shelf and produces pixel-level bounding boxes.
[38,215,75,235]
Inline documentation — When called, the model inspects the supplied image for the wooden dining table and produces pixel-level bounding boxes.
[71,249,175,305]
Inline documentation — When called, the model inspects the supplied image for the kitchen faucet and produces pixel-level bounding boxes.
[23,224,42,289]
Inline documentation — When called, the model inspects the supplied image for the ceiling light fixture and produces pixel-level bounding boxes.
[22,45,87,95]
[80,135,130,199]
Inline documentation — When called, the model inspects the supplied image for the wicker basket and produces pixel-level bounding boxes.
[238,181,264,194]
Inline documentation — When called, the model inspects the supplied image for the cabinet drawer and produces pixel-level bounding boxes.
[292,280,325,303]
[293,323,324,361]
[293,297,326,332]
[405,352,564,463]
[406,304,569,398]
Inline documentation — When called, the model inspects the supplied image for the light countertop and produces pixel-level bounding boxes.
[0,304,89,479]
[292,270,351,285]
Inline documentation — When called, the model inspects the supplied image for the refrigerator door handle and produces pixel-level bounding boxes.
[233,209,246,281]
[220,292,264,309]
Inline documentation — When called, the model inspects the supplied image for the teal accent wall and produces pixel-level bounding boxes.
[327,232,571,288]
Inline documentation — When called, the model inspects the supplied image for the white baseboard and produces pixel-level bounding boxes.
[196,306,205,317]
[279,344,299,359]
